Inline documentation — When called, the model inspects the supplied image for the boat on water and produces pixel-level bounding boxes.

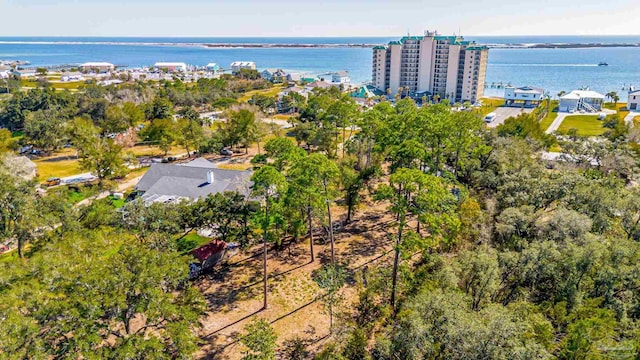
[598,62,608,66]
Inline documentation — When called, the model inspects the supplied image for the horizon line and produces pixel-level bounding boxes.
[1,34,640,38]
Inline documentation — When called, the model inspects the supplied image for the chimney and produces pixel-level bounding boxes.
[206,171,214,184]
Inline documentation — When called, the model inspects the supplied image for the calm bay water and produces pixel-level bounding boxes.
[2,36,640,97]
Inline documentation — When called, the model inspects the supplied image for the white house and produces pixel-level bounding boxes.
[331,70,350,84]
[0,70,9,79]
[230,61,256,74]
[504,86,544,108]
[79,62,115,73]
[61,74,84,82]
[154,62,188,72]
[559,90,605,113]
[628,89,640,111]
[11,69,38,78]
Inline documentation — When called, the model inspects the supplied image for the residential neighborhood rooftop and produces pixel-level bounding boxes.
[135,159,253,204]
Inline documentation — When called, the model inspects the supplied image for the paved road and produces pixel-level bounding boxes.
[486,107,534,128]
[545,112,571,134]
[624,111,639,128]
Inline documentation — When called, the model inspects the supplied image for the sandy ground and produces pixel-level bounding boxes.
[194,201,396,359]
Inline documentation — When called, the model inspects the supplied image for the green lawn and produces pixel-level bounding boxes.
[557,115,606,136]
[34,157,83,180]
[539,111,558,132]
[108,196,126,209]
[238,85,284,103]
[0,250,18,263]
[21,80,84,90]
[177,232,211,253]
[475,97,505,116]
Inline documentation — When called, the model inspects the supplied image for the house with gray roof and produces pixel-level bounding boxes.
[135,159,252,204]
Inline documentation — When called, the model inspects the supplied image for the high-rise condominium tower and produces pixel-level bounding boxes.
[372,31,488,103]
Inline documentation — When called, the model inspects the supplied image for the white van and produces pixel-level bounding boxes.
[484,112,497,123]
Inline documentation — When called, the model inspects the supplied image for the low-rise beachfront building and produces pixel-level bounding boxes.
[231,61,256,74]
[504,85,545,108]
[260,68,286,82]
[559,90,605,113]
[11,69,38,78]
[286,73,303,82]
[331,71,350,84]
[154,62,188,72]
[206,63,220,74]
[79,62,115,73]
[628,89,640,111]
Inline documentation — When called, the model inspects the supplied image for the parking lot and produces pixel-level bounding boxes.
[485,107,534,128]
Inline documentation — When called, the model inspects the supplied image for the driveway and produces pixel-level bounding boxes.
[545,112,571,134]
[624,111,639,128]
[486,107,534,128]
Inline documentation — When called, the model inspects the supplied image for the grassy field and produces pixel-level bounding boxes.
[475,97,505,116]
[33,143,187,182]
[272,114,294,120]
[128,145,186,157]
[539,111,558,132]
[33,149,83,180]
[238,85,284,103]
[604,102,629,119]
[0,250,18,263]
[557,115,606,136]
[217,162,254,171]
[21,80,84,91]
[177,232,211,253]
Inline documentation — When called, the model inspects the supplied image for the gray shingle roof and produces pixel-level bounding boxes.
[136,162,253,201]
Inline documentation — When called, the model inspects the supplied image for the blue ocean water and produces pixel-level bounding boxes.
[2,36,640,97]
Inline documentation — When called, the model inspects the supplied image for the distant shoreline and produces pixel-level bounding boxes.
[1,40,639,50]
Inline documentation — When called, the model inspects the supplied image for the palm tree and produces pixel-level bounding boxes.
[557,90,566,98]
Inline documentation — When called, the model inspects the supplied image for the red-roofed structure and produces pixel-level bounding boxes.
[190,240,227,273]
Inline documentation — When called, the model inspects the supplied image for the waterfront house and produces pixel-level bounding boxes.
[134,158,252,204]
[260,68,286,83]
[286,73,302,82]
[11,69,38,78]
[154,62,188,72]
[230,61,256,74]
[206,63,220,74]
[306,80,338,91]
[79,62,115,73]
[559,90,604,113]
[628,89,640,111]
[504,86,545,108]
[331,70,350,85]
[0,70,9,79]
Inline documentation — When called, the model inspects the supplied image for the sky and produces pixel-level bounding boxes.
[0,0,638,37]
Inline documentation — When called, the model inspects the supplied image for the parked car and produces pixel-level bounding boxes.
[220,148,233,156]
[44,177,61,187]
